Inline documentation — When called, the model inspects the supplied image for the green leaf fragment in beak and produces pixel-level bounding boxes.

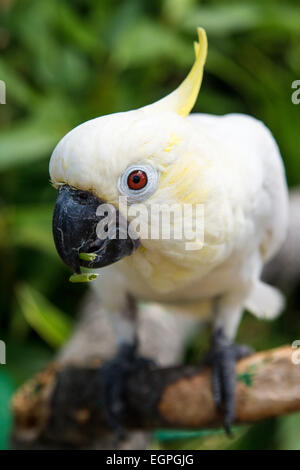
[79,252,97,261]
[69,272,99,283]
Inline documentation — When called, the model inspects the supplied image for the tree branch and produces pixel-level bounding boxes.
[12,345,300,448]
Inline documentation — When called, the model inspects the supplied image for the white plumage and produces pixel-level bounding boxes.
[50,28,289,342]
[88,111,288,339]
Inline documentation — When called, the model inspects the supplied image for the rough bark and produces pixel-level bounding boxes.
[12,345,300,448]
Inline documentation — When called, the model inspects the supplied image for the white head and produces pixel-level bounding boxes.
[50,28,207,200]
[50,28,218,283]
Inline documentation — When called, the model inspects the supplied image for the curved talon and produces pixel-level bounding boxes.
[205,328,253,434]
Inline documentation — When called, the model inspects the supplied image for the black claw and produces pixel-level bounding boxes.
[100,342,156,439]
[234,344,254,360]
[205,328,253,434]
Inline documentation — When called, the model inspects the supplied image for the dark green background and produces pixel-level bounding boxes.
[0,0,300,450]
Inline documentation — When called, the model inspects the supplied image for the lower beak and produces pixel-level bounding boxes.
[52,185,139,273]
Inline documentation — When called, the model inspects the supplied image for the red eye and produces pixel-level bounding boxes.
[127,170,148,190]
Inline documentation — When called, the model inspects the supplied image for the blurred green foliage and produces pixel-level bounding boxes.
[0,0,300,450]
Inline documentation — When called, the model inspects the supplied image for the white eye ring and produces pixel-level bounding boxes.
[117,164,159,203]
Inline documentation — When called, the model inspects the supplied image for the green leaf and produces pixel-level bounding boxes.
[56,3,104,54]
[16,283,73,348]
[277,412,300,450]
[9,205,55,255]
[181,4,261,35]
[162,0,198,25]
[0,120,63,172]
[155,426,249,450]
[0,59,38,108]
[111,19,192,68]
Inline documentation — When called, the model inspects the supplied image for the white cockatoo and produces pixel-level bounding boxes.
[50,28,289,432]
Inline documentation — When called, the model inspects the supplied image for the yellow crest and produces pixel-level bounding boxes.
[142,28,207,117]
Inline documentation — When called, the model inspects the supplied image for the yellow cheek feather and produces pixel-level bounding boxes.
[164,133,182,153]
[125,151,216,292]
[159,152,209,205]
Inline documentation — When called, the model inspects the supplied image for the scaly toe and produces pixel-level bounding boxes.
[100,342,157,437]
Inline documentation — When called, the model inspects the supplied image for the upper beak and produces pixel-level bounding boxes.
[52,185,140,273]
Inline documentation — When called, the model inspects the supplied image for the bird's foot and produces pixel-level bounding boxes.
[204,328,253,435]
[100,342,156,439]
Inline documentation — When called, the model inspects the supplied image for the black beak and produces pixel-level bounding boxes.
[52,185,140,273]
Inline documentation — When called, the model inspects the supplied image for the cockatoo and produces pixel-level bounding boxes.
[50,28,289,433]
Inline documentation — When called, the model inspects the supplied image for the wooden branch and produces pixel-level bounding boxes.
[11,345,300,447]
